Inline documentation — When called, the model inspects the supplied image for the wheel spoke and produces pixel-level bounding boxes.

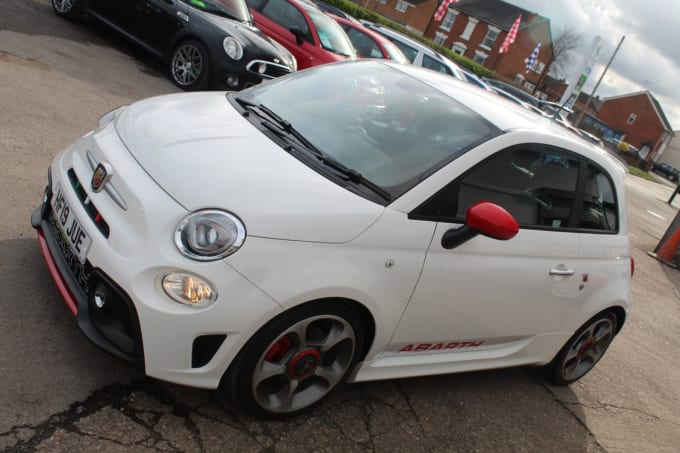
[315,362,345,387]
[563,338,584,364]
[285,318,315,348]
[310,322,353,352]
[252,360,287,387]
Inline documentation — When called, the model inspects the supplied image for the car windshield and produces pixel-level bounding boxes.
[236,61,499,198]
[183,0,251,23]
[307,10,356,57]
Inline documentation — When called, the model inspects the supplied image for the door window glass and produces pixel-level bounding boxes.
[445,147,579,228]
[261,0,311,41]
[422,54,453,75]
[578,164,618,231]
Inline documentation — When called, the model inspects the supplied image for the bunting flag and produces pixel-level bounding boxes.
[525,42,542,72]
[499,14,521,53]
[433,0,459,22]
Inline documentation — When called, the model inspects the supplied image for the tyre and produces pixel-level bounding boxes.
[169,40,210,91]
[225,302,364,418]
[52,0,86,20]
[542,311,617,385]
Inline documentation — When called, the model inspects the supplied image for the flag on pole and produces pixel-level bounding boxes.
[433,0,458,22]
[499,14,521,53]
[525,42,541,72]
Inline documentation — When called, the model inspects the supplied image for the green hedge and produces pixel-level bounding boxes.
[319,0,496,78]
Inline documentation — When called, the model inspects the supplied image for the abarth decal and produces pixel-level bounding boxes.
[398,340,484,352]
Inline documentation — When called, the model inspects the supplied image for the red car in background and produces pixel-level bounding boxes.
[246,0,356,69]
[332,15,408,63]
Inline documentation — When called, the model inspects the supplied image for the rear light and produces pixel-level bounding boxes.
[631,257,635,278]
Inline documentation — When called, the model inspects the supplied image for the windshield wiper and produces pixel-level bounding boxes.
[235,98,391,202]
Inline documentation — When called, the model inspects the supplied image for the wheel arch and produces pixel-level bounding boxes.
[607,305,627,334]
[266,297,377,362]
[165,31,212,62]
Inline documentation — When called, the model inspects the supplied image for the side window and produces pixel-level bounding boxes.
[411,146,619,233]
[422,54,453,76]
[388,38,418,62]
[246,0,267,9]
[261,0,311,41]
[413,147,579,228]
[579,164,618,231]
[346,29,382,58]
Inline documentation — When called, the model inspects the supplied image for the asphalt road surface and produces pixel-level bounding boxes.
[1,1,679,451]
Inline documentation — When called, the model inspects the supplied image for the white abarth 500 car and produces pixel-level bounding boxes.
[32,60,632,418]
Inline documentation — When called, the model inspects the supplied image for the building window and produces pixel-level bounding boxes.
[627,113,637,124]
[440,10,458,31]
[395,0,409,13]
[451,42,467,55]
[523,81,536,92]
[481,26,500,50]
[460,17,478,40]
[473,50,488,65]
[434,32,448,46]
[514,74,525,84]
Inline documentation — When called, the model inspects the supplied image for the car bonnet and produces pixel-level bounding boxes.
[114,92,384,243]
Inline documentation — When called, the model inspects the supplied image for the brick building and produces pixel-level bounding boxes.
[580,91,674,162]
[359,0,439,33]
[423,0,553,97]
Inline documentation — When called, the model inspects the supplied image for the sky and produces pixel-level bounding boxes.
[506,0,680,130]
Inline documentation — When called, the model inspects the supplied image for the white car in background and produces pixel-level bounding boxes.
[32,60,632,418]
[362,22,467,81]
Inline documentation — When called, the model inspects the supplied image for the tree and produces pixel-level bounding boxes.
[549,27,582,77]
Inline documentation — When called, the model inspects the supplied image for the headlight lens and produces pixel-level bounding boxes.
[162,272,217,307]
[223,37,244,60]
[175,210,246,261]
[96,105,127,130]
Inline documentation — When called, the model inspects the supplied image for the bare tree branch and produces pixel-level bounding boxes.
[549,27,582,77]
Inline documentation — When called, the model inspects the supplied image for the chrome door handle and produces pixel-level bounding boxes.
[549,268,575,276]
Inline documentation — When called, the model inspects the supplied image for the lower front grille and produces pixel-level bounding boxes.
[246,60,294,79]
[192,335,227,368]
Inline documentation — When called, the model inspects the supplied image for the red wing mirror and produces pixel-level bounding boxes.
[466,201,519,240]
[441,201,518,249]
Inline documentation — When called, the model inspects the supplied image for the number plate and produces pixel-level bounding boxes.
[50,183,92,264]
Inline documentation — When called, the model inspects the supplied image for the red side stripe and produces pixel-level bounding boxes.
[37,231,78,317]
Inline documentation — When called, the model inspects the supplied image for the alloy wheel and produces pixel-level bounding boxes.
[53,0,75,13]
[171,43,204,88]
[251,315,356,414]
[560,316,615,381]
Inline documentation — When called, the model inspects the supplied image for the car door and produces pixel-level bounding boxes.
[248,0,317,69]
[389,145,597,357]
[131,0,183,55]
[88,0,137,31]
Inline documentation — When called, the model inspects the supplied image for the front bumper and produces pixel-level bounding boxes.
[31,125,283,389]
[213,57,294,90]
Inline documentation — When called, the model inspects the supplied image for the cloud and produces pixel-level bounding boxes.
[509,0,680,129]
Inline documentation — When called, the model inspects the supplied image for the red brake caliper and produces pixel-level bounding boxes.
[265,335,292,362]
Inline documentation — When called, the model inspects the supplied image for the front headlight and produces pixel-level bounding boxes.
[223,37,244,60]
[175,209,246,261]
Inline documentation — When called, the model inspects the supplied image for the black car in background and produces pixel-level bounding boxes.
[653,162,680,182]
[52,0,297,90]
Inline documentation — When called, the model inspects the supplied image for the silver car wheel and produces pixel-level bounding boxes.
[251,314,356,414]
[171,43,204,87]
[560,316,615,381]
[53,0,75,13]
